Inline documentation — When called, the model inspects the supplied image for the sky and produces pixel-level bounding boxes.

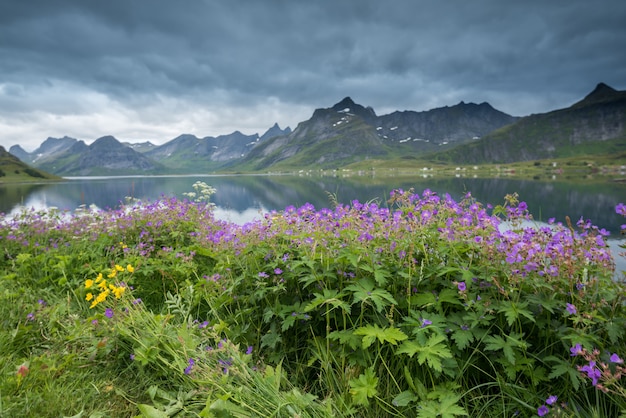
[1,1,626,152]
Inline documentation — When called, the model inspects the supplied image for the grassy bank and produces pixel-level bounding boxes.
[1,188,625,417]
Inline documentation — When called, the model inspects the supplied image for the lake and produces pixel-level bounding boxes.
[1,173,625,274]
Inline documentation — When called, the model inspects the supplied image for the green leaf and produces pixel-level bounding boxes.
[605,319,626,344]
[392,390,418,407]
[136,404,168,418]
[397,334,453,373]
[545,356,581,390]
[345,278,398,312]
[410,292,437,308]
[328,329,361,350]
[417,393,468,418]
[260,331,282,350]
[208,398,251,417]
[496,301,535,327]
[451,328,474,350]
[354,324,408,348]
[436,289,464,308]
[304,289,350,314]
[483,333,526,365]
[349,367,379,406]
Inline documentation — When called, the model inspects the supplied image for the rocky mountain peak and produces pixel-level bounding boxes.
[575,82,622,107]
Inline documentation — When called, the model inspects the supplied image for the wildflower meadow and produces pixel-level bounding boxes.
[1,187,625,417]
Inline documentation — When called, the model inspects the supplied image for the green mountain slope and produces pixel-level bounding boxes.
[0,146,60,182]
[433,83,626,164]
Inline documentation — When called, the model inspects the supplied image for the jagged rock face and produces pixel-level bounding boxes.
[240,96,518,169]
[57,136,161,175]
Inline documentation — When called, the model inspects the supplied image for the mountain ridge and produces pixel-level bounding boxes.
[7,83,624,174]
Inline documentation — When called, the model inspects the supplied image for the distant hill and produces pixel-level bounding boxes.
[0,146,59,182]
[12,124,292,175]
[432,83,626,164]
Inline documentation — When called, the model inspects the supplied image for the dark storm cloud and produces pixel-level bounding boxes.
[1,0,625,150]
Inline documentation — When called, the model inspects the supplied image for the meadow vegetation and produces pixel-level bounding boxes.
[1,183,625,417]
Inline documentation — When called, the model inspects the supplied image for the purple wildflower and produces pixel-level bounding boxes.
[537,405,549,416]
[545,395,558,405]
[246,346,253,355]
[580,361,601,386]
[130,354,135,361]
[274,268,283,275]
[421,318,432,328]
[610,353,624,364]
[570,344,583,356]
[184,358,195,375]
[457,281,466,292]
[26,312,35,321]
[104,308,114,318]
[258,272,269,278]
[566,303,577,315]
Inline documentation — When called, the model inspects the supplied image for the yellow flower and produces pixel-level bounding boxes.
[113,286,126,299]
[86,292,94,301]
[115,264,124,272]
[126,264,134,273]
[109,283,116,291]
[95,272,104,283]
[107,269,117,279]
[96,290,109,304]
[98,279,108,290]
[85,279,94,289]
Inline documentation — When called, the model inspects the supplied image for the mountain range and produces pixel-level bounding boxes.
[6,83,626,176]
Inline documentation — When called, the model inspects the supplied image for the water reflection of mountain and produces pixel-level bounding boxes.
[2,175,625,235]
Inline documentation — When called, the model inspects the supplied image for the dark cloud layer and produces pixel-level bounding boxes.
[1,0,625,150]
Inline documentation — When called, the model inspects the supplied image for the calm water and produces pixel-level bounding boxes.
[1,173,625,273]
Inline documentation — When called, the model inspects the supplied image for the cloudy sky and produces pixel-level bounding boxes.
[2,1,625,152]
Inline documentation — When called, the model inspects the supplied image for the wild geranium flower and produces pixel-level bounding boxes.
[246,346,253,355]
[570,343,583,356]
[184,358,195,375]
[104,308,114,318]
[580,361,601,386]
[274,268,283,275]
[610,353,624,364]
[457,281,466,292]
[545,395,558,405]
[566,303,577,315]
[537,405,549,416]
[421,318,432,328]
